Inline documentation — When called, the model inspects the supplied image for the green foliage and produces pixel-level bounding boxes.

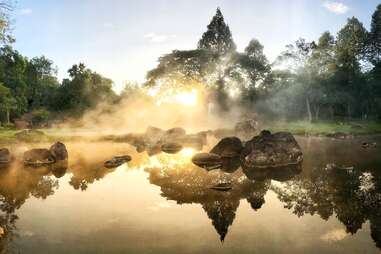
[198,8,236,54]
[30,109,50,126]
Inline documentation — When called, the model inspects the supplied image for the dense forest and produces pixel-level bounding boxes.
[0,3,381,127]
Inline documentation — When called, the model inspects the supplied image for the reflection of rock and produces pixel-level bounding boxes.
[49,142,68,161]
[221,157,241,173]
[243,164,302,181]
[0,148,12,167]
[241,130,303,169]
[210,137,243,157]
[192,153,222,170]
[24,149,55,167]
[146,163,271,242]
[50,161,68,178]
[161,143,183,154]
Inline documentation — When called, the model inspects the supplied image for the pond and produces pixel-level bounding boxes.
[0,136,381,254]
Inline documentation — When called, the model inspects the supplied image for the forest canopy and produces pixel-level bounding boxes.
[1,4,381,127]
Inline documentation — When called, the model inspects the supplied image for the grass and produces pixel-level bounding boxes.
[265,120,381,135]
[1,120,381,143]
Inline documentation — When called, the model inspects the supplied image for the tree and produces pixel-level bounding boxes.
[198,8,236,54]
[0,1,14,45]
[368,4,381,65]
[52,63,116,114]
[335,17,368,118]
[0,83,16,124]
[25,56,59,109]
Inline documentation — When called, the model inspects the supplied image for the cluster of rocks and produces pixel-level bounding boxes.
[123,126,207,156]
[23,142,68,167]
[192,130,303,180]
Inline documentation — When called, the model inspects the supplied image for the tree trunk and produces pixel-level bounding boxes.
[6,108,10,124]
[315,106,320,121]
[306,97,312,123]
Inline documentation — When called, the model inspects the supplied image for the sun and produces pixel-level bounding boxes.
[172,89,198,107]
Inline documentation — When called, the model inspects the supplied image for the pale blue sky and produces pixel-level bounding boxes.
[11,0,380,91]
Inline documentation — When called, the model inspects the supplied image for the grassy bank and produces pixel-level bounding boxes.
[265,120,381,135]
[1,120,381,143]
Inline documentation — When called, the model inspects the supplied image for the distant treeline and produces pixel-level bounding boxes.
[1,3,381,127]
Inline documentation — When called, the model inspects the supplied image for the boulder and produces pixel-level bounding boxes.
[24,148,55,167]
[191,153,222,170]
[145,126,165,142]
[210,137,243,157]
[213,128,236,139]
[240,130,303,170]
[161,143,183,154]
[234,119,258,138]
[49,142,68,161]
[0,148,12,167]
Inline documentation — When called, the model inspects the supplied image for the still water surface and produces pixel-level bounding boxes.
[1,136,381,253]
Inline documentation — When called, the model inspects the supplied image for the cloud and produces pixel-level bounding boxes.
[19,8,32,15]
[144,32,176,43]
[323,1,349,14]
[103,22,114,28]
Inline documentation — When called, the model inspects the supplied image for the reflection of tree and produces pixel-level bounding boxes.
[146,163,276,241]
[0,164,59,253]
[272,165,381,249]
[68,158,116,191]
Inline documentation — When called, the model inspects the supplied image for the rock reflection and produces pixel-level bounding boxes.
[145,161,290,241]
[0,164,59,253]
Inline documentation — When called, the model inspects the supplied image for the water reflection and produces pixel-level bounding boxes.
[0,137,381,253]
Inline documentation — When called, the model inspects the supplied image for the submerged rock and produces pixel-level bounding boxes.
[24,148,55,167]
[326,132,352,139]
[210,137,243,157]
[0,148,12,167]
[50,142,68,161]
[240,130,303,169]
[191,153,222,170]
[104,155,131,168]
[161,143,183,154]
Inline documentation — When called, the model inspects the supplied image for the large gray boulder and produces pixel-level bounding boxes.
[24,148,55,166]
[191,153,222,170]
[49,142,68,161]
[240,130,303,169]
[234,119,258,138]
[0,148,12,167]
[210,137,243,157]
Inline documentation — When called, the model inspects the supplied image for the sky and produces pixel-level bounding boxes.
[11,0,381,92]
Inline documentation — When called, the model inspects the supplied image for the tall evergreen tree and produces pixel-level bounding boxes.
[369,4,381,65]
[198,8,236,54]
